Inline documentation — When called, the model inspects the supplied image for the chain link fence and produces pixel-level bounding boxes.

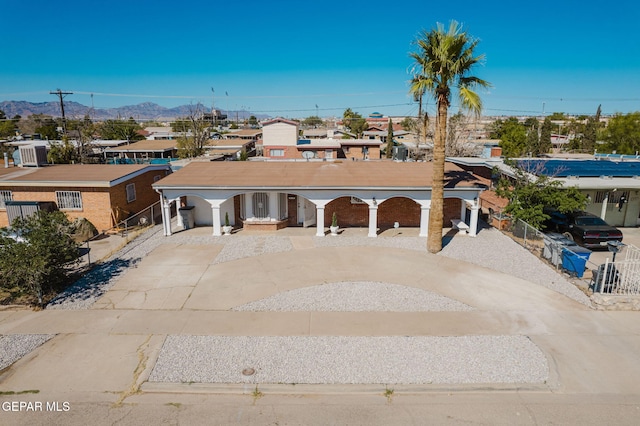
[500,217,597,278]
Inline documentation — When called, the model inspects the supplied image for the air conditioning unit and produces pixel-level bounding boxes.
[19,145,48,167]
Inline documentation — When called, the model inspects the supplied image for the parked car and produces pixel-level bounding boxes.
[543,210,623,249]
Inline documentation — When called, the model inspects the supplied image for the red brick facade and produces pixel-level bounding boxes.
[323,196,463,229]
[265,145,380,161]
[325,197,369,227]
[265,146,300,159]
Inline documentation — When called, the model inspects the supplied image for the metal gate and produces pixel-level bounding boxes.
[592,244,640,294]
[252,192,269,219]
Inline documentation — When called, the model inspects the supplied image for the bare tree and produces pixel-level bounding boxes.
[446,112,476,156]
[175,103,211,158]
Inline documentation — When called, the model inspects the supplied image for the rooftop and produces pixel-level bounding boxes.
[518,159,640,178]
[153,161,485,190]
[104,140,177,153]
[0,164,169,187]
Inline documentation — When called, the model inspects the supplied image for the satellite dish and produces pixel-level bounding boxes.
[302,151,314,160]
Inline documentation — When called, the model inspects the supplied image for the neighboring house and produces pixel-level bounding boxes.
[261,118,301,159]
[224,129,263,143]
[302,129,353,139]
[262,118,382,160]
[144,126,186,140]
[0,164,172,231]
[204,137,255,160]
[152,161,486,238]
[339,139,382,160]
[104,140,178,162]
[450,156,640,227]
[362,129,410,143]
[7,139,132,161]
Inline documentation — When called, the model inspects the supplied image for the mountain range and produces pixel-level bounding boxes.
[0,100,265,121]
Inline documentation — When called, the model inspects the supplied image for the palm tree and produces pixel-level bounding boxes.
[409,21,490,253]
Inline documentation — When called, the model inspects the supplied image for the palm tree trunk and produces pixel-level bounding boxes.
[427,96,448,253]
[417,93,423,145]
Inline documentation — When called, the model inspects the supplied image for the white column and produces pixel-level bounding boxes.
[469,204,480,237]
[460,199,467,223]
[368,205,378,237]
[176,198,184,228]
[163,199,172,236]
[158,192,168,236]
[245,193,254,219]
[211,205,221,236]
[269,192,278,221]
[600,193,608,220]
[419,206,430,237]
[316,206,325,236]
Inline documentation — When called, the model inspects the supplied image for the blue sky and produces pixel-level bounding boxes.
[2,0,639,118]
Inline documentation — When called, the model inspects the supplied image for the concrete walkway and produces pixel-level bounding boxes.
[1,226,640,425]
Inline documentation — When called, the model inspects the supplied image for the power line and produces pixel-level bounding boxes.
[252,103,413,114]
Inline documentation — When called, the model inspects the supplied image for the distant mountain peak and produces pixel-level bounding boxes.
[0,100,268,121]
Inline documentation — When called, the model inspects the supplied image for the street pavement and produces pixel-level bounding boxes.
[1,226,639,425]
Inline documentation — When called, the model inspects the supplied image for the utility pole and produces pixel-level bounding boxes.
[50,89,73,136]
[211,87,216,128]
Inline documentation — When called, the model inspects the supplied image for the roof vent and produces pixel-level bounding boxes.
[566,175,579,180]
[600,175,613,180]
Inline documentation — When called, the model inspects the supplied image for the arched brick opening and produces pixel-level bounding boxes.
[378,197,420,228]
[325,196,369,227]
[443,197,464,225]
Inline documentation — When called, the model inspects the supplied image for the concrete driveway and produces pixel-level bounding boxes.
[1,226,640,425]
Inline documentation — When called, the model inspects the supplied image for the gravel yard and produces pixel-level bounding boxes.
[0,334,54,371]
[233,281,473,312]
[149,335,548,385]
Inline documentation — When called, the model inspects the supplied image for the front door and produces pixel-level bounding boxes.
[287,194,298,226]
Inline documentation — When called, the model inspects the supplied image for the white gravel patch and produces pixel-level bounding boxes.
[439,225,592,306]
[233,281,473,312]
[212,236,293,264]
[149,335,548,385]
[0,334,54,370]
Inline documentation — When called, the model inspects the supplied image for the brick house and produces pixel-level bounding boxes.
[153,161,486,238]
[0,164,172,231]
[262,118,382,160]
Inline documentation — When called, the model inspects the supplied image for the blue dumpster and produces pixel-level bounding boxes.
[561,246,592,278]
